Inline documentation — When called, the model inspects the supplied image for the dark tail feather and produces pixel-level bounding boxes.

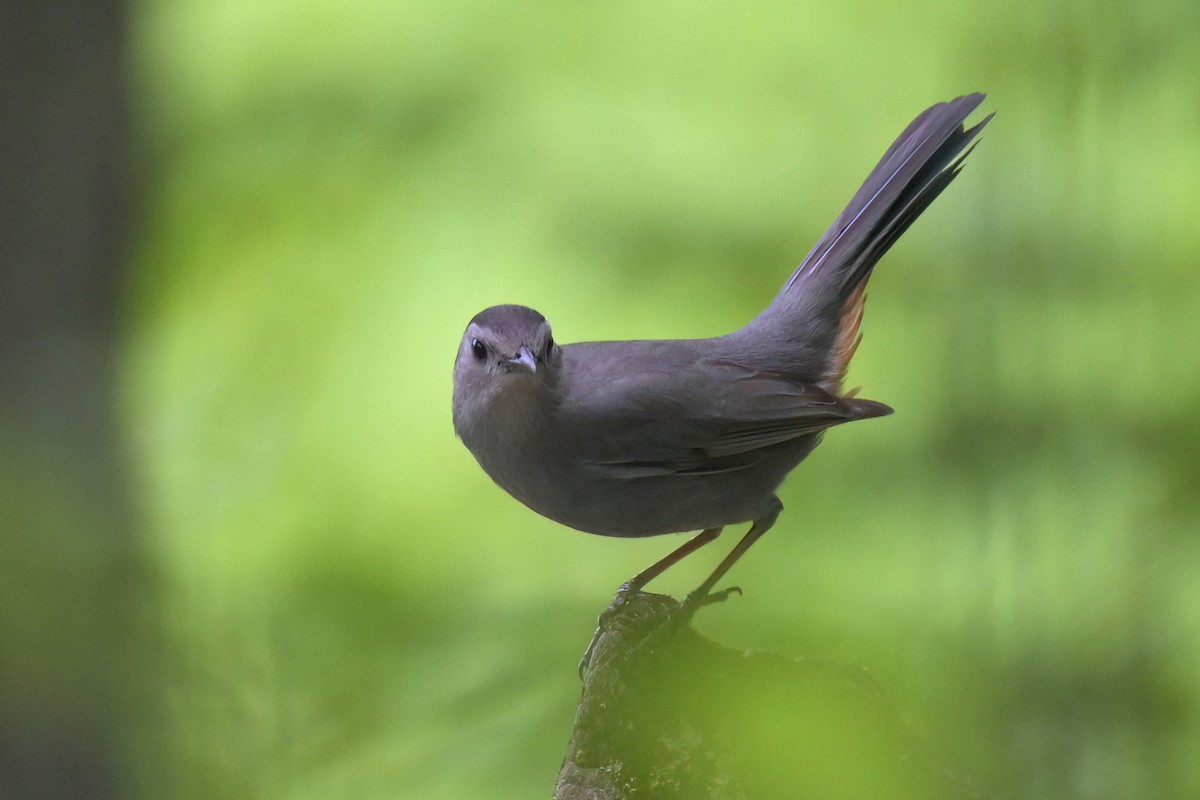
[768,93,991,324]
[749,93,991,387]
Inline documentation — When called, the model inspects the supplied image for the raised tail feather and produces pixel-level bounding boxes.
[753,93,991,388]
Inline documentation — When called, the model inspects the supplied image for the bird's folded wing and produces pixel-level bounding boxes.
[569,361,891,477]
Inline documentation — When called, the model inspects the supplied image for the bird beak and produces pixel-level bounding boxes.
[503,346,538,374]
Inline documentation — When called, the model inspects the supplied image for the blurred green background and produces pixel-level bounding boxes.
[4,0,1200,797]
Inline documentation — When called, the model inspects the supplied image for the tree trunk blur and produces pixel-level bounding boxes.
[557,588,985,800]
[0,1,144,797]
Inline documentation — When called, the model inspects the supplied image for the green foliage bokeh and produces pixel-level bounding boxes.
[120,0,1200,797]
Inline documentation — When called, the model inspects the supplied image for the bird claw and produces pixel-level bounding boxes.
[578,629,600,679]
[682,584,742,613]
[577,582,644,678]
[578,584,745,678]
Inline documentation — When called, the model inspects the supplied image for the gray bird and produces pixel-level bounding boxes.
[453,94,991,603]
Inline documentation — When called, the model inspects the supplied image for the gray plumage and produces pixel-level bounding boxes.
[452,94,991,592]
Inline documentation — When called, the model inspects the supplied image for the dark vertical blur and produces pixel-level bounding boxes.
[0,1,145,797]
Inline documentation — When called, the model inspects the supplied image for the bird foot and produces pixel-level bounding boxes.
[682,584,742,613]
[578,583,743,679]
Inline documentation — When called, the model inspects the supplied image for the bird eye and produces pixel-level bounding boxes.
[470,338,487,361]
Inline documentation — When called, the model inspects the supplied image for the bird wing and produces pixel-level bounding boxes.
[563,352,890,477]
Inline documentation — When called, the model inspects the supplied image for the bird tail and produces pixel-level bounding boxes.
[750,94,991,388]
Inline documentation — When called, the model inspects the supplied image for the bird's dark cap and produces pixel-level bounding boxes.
[470,304,548,338]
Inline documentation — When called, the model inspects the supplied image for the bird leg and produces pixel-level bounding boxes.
[579,528,723,677]
[684,504,781,609]
[624,527,723,591]
[580,510,778,677]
